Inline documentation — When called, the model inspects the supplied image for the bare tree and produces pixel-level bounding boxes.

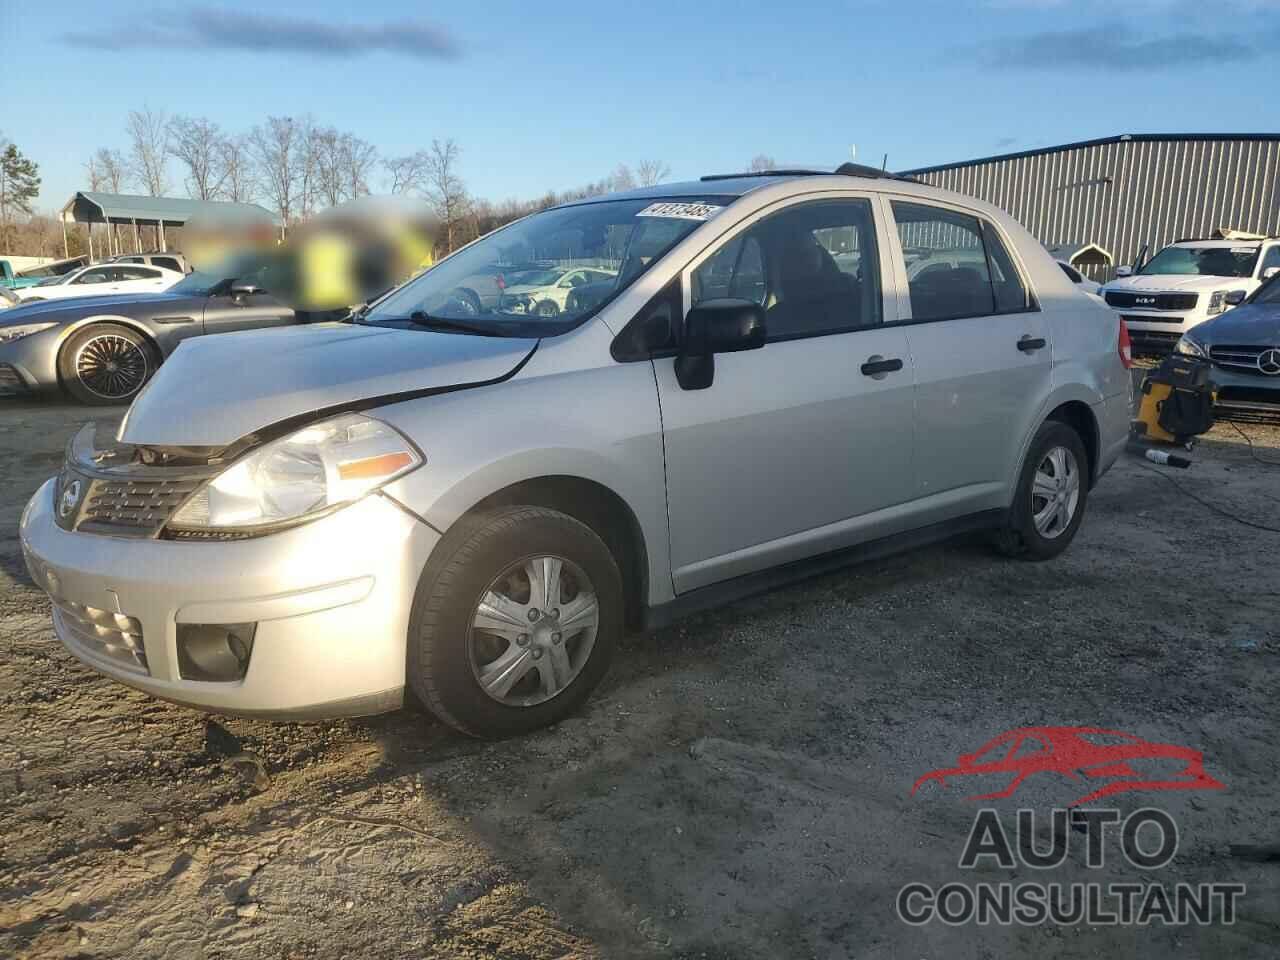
[423,138,468,253]
[84,155,106,191]
[248,116,303,226]
[636,159,671,187]
[749,154,776,172]
[311,127,345,208]
[218,135,257,203]
[383,151,428,194]
[94,148,130,192]
[126,107,170,196]
[168,115,226,199]
[609,164,636,192]
[341,134,378,200]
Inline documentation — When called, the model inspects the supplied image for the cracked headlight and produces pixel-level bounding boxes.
[168,413,422,533]
[0,321,57,343]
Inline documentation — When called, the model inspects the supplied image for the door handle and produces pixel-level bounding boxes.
[860,356,903,378]
[1017,336,1046,352]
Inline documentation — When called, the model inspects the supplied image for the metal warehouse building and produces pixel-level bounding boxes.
[901,134,1280,282]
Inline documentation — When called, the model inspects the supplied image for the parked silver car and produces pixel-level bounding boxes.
[20,168,1132,738]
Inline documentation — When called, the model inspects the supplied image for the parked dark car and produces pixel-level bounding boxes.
[1175,272,1280,414]
[0,254,296,404]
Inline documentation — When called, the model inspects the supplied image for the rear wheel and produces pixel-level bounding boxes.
[59,323,158,405]
[991,420,1088,560]
[407,506,621,738]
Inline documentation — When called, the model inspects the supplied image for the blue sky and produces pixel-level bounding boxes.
[1,0,1277,213]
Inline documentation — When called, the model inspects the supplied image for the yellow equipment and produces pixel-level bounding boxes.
[1132,355,1215,446]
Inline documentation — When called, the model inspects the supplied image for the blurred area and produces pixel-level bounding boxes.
[185,196,439,317]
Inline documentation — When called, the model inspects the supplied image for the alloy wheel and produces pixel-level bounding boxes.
[468,555,599,706]
[74,334,149,400]
[1031,445,1080,539]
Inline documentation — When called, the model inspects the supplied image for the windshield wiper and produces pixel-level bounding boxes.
[404,310,500,335]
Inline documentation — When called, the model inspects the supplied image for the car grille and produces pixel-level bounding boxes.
[1209,345,1279,375]
[1120,314,1183,327]
[52,599,149,674]
[1106,291,1199,311]
[66,474,204,538]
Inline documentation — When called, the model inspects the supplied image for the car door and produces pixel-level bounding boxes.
[653,195,917,594]
[64,267,116,298]
[886,199,1050,513]
[201,261,296,335]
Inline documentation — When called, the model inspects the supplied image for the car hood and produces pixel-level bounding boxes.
[1192,301,1280,344]
[1104,274,1252,294]
[119,322,538,447]
[0,290,198,323]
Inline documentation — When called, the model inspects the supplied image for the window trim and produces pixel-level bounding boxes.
[679,192,897,345]
[882,195,1040,328]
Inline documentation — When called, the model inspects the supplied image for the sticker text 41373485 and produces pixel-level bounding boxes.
[636,202,724,222]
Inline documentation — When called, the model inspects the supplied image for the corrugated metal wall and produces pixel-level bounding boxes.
[905,137,1280,282]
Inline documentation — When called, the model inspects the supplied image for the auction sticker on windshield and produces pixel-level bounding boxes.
[636,202,724,221]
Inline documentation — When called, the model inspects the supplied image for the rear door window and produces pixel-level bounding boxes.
[892,201,1032,321]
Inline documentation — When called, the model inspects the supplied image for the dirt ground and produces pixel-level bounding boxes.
[1,393,1278,959]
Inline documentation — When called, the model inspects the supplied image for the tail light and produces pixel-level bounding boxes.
[1118,318,1133,369]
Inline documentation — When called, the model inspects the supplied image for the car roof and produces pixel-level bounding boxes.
[1170,239,1261,249]
[557,170,1019,228]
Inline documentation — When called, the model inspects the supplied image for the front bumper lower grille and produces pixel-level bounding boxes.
[0,363,25,392]
[1126,329,1182,355]
[52,599,149,674]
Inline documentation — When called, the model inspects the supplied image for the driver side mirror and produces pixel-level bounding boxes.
[1224,289,1247,306]
[1262,267,1280,281]
[674,298,767,391]
[229,282,261,301]
[1114,265,1133,278]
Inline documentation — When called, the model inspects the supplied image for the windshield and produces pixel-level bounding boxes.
[34,273,69,287]
[1139,245,1259,278]
[1252,274,1280,305]
[361,197,730,336]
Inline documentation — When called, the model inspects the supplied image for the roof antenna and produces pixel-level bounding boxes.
[881,153,888,173]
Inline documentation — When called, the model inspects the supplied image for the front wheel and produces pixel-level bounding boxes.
[991,421,1089,560]
[58,323,159,405]
[407,506,622,738]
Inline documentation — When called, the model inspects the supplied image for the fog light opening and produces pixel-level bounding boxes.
[177,622,257,682]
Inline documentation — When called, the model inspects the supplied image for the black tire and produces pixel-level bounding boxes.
[453,287,483,315]
[407,506,622,738]
[534,299,559,318]
[991,420,1089,561]
[58,323,159,406]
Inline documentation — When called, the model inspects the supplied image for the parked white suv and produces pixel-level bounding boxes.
[1100,238,1280,354]
[21,168,1132,738]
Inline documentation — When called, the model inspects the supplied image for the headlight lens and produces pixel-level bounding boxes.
[1206,290,1234,316]
[0,321,57,343]
[169,413,422,531]
[1174,336,1206,357]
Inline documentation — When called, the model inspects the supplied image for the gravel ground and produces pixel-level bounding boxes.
[1,394,1278,959]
